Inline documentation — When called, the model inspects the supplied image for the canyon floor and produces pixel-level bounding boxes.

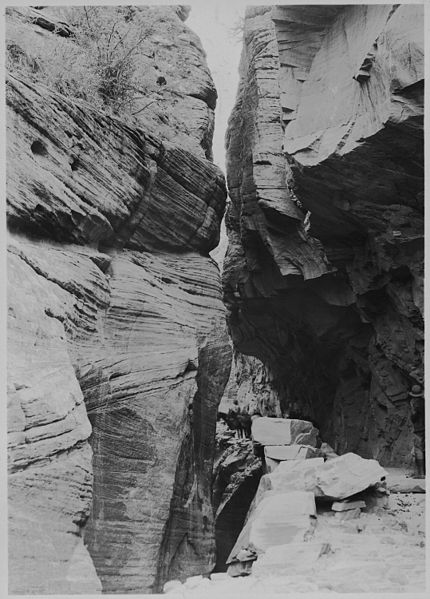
[163,447,426,596]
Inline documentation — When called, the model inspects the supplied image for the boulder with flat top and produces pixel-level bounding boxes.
[252,418,319,447]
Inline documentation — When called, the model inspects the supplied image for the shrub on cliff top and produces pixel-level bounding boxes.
[6,6,162,115]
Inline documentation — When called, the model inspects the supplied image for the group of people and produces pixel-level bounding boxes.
[218,401,253,439]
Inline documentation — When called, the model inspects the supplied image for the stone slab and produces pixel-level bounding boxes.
[264,444,318,461]
[334,507,361,521]
[228,490,317,563]
[210,573,229,581]
[252,417,319,447]
[332,500,366,512]
[387,476,426,494]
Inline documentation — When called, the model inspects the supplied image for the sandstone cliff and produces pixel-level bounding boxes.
[224,5,423,465]
[7,6,230,593]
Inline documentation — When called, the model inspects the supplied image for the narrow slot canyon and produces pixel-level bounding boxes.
[6,3,425,597]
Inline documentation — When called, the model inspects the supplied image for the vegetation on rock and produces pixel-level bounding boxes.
[7,6,180,116]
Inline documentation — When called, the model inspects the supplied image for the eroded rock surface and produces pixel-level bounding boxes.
[219,352,283,417]
[224,4,424,466]
[7,5,216,160]
[8,242,101,594]
[212,433,262,572]
[7,6,230,594]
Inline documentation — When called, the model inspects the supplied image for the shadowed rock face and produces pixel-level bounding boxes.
[7,6,230,594]
[224,5,423,466]
[212,436,263,572]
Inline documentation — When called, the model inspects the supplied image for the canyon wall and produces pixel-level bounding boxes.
[224,5,423,465]
[7,7,230,594]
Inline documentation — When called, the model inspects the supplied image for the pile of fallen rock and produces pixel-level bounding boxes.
[226,417,388,575]
[163,417,425,595]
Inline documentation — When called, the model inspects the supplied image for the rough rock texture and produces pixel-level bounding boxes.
[257,458,325,498]
[7,5,216,160]
[7,76,224,252]
[314,452,387,499]
[212,433,263,572]
[206,450,424,595]
[219,352,283,416]
[163,488,426,595]
[7,7,230,594]
[8,242,102,594]
[224,4,424,466]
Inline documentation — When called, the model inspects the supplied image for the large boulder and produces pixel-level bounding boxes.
[266,458,325,496]
[315,453,387,500]
[252,418,319,447]
[227,490,317,563]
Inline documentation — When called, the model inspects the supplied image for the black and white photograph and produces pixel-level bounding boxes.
[3,0,426,595]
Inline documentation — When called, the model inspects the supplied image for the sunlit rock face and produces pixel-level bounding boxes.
[7,5,216,160]
[7,6,230,594]
[224,4,423,466]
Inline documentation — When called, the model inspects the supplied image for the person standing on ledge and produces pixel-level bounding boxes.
[409,384,425,478]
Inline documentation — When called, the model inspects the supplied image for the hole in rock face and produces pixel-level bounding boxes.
[30,140,48,156]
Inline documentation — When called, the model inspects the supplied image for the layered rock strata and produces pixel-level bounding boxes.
[224,4,424,465]
[7,6,230,594]
[7,5,216,160]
